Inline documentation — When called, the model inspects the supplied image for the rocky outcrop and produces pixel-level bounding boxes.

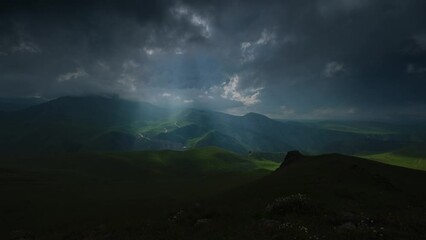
[279,151,304,168]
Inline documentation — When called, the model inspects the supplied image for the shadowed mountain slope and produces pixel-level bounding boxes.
[178,152,426,240]
[0,96,416,156]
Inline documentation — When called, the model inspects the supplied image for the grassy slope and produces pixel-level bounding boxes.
[106,147,279,173]
[1,151,425,239]
[0,147,278,239]
[248,151,285,163]
[362,152,426,171]
[188,131,247,154]
[300,121,426,171]
[359,143,426,171]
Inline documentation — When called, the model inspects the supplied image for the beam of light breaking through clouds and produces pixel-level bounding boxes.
[0,0,425,120]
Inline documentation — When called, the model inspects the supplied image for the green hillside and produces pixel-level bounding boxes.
[188,130,247,153]
[0,147,279,179]
[108,147,279,174]
[0,147,278,238]
[362,152,426,171]
[2,151,425,239]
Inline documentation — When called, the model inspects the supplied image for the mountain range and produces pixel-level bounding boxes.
[0,95,422,158]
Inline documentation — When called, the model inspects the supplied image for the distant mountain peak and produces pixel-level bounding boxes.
[53,95,125,103]
[243,112,270,119]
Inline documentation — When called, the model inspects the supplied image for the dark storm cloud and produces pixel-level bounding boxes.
[0,0,425,119]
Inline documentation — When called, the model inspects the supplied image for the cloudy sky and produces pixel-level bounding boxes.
[1,0,426,120]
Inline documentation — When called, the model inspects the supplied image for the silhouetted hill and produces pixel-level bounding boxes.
[198,152,426,239]
[14,95,167,124]
[0,97,46,111]
[223,151,426,213]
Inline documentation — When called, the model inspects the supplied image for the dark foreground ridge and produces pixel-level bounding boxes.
[208,152,426,240]
[1,150,426,239]
[280,150,305,168]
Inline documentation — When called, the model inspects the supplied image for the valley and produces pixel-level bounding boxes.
[0,96,425,239]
